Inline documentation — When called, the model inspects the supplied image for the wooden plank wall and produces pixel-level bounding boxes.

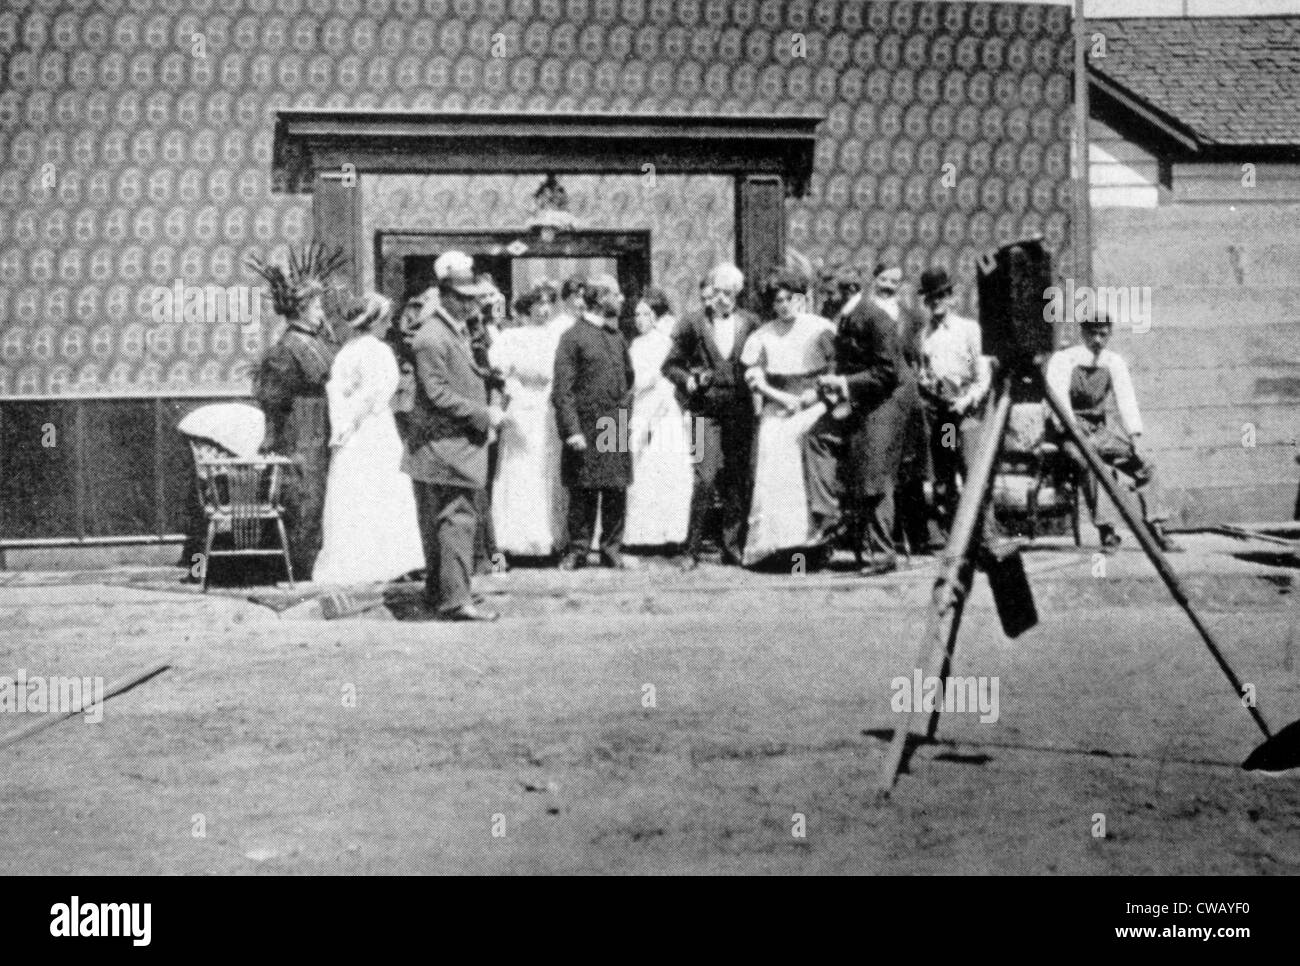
[0,397,229,546]
[1091,201,1300,525]
[1089,117,1161,208]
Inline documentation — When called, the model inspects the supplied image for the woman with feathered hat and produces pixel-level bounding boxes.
[247,245,344,581]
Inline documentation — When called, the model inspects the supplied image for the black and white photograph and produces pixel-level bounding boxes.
[0,0,1297,910]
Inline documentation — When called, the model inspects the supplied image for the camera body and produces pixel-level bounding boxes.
[977,236,1054,380]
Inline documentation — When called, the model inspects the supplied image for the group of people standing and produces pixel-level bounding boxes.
[486,272,694,567]
[249,251,697,620]
[251,246,1181,620]
[651,259,998,576]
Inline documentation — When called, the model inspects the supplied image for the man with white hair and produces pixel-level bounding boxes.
[662,263,760,568]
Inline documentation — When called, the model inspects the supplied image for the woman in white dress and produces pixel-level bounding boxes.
[741,270,841,568]
[624,289,693,548]
[489,286,566,557]
[313,293,426,584]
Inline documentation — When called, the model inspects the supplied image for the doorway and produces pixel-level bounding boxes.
[376,229,651,336]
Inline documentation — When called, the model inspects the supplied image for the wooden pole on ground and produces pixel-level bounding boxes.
[0,662,171,751]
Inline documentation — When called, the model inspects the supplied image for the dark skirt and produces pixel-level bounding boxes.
[280,396,331,579]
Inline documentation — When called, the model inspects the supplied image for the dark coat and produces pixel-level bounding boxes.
[400,307,493,490]
[254,325,337,454]
[894,302,931,483]
[253,323,338,578]
[390,286,440,421]
[836,297,909,498]
[552,314,635,489]
[661,308,759,422]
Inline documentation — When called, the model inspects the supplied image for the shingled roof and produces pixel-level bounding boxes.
[1089,17,1300,149]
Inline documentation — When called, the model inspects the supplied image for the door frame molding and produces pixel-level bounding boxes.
[274,110,820,308]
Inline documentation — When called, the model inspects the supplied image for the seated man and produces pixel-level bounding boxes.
[1046,309,1180,554]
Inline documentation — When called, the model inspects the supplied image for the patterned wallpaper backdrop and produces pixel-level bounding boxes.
[363,173,736,316]
[0,0,1077,398]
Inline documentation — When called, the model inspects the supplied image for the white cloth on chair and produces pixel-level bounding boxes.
[178,402,265,457]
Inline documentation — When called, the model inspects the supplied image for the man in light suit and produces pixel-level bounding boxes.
[401,251,507,621]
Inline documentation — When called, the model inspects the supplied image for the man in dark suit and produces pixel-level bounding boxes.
[858,263,943,555]
[552,274,635,570]
[662,263,759,568]
[391,281,440,435]
[401,251,506,621]
[819,267,907,576]
[818,263,863,321]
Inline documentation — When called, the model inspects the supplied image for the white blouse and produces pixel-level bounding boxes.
[741,313,837,376]
[326,333,400,447]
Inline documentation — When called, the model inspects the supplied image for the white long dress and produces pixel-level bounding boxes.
[625,316,693,546]
[313,333,425,585]
[741,314,837,566]
[490,323,565,556]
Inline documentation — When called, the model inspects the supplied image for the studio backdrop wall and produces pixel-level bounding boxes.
[0,0,1077,543]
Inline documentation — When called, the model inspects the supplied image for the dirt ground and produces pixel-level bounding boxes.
[1,534,1297,875]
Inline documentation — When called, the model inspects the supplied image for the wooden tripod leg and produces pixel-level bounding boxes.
[201,520,216,593]
[1042,377,1274,740]
[927,581,970,742]
[876,381,1014,795]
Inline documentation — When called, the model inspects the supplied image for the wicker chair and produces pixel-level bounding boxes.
[189,438,295,591]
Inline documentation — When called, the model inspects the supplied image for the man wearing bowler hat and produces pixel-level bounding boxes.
[401,251,508,621]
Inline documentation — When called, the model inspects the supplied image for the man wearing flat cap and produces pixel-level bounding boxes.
[401,251,508,621]
[915,266,1000,545]
[1046,309,1180,555]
